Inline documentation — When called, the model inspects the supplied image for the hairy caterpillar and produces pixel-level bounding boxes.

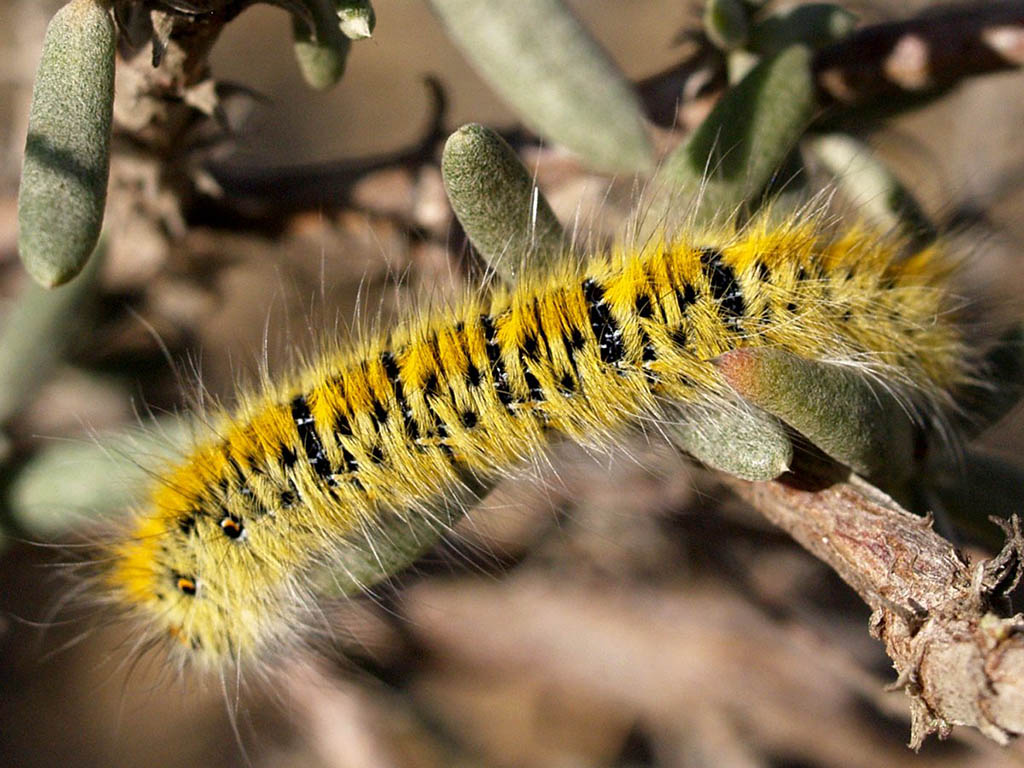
[101,216,969,668]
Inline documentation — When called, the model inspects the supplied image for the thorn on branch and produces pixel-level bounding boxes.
[983,515,1024,606]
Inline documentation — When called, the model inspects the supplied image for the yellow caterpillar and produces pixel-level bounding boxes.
[104,216,968,667]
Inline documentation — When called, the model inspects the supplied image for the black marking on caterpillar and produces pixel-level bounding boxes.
[582,278,626,365]
[481,314,515,408]
[699,247,746,330]
[290,395,333,482]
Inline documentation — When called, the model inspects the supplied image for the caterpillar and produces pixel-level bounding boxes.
[102,215,969,669]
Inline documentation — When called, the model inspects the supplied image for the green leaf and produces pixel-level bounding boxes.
[17,0,115,288]
[748,3,858,57]
[0,246,102,426]
[805,132,935,244]
[652,45,815,227]
[667,403,792,481]
[715,347,915,485]
[704,0,750,52]
[6,418,191,537]
[291,0,352,90]
[429,0,653,173]
[442,124,565,281]
[315,474,495,596]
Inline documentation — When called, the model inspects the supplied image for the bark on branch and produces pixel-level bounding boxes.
[723,470,1024,748]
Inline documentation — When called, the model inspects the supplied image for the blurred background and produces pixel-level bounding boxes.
[3,1,1024,766]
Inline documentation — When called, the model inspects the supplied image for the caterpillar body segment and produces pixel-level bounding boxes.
[107,219,968,666]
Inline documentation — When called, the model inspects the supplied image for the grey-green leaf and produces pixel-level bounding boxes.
[292,0,352,90]
[429,0,653,174]
[805,132,935,244]
[17,0,115,288]
[715,347,915,486]
[315,474,495,596]
[667,403,792,482]
[652,45,815,228]
[6,418,192,537]
[442,124,565,282]
[748,3,858,57]
[0,244,101,427]
[704,0,750,52]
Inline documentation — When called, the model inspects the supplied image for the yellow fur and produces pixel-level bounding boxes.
[106,219,968,666]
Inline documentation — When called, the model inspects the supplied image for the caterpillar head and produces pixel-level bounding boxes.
[105,490,301,668]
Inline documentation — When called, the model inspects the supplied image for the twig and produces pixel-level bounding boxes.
[813,1,1024,107]
[202,76,451,217]
[636,1,1024,129]
[722,469,1024,747]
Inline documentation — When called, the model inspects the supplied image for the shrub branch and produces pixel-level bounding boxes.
[724,469,1024,747]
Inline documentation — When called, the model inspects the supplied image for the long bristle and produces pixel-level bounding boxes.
[103,216,971,668]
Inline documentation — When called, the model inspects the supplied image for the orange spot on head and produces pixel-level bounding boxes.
[168,625,190,647]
